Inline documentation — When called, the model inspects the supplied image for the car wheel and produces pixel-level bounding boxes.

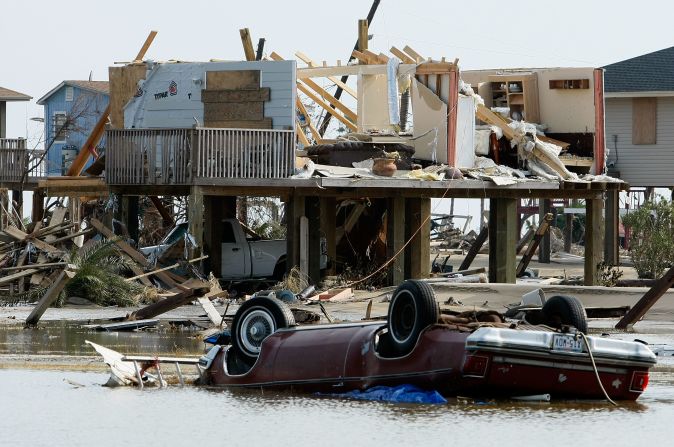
[387,280,439,356]
[231,296,295,362]
[542,295,588,334]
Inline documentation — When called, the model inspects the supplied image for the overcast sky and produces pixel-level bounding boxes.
[2,0,672,143]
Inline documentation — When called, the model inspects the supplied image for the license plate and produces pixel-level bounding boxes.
[552,334,584,353]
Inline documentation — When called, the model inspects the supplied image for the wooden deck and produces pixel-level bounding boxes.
[0,139,46,189]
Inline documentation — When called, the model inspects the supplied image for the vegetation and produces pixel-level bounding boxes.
[64,240,142,306]
[622,199,674,279]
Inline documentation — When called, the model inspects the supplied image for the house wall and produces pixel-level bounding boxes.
[123,61,295,130]
[605,96,674,187]
[462,67,596,132]
[43,86,109,176]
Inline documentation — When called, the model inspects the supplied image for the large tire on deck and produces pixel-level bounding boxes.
[387,280,440,356]
[542,295,588,334]
[231,296,295,362]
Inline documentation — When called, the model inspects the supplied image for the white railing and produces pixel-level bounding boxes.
[105,127,296,185]
[0,138,26,150]
[105,129,192,185]
[195,128,295,180]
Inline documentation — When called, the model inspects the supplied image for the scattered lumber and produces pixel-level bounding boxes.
[615,266,674,329]
[25,269,77,326]
[458,226,488,271]
[516,213,553,277]
[128,279,212,321]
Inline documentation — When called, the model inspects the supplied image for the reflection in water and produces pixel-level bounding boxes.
[0,321,204,356]
[0,369,672,447]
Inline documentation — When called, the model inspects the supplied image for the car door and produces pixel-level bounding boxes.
[220,221,249,279]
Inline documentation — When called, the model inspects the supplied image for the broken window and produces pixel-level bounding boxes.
[632,98,657,145]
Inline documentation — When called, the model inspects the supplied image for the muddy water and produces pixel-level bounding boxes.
[3,320,674,446]
[1,369,674,447]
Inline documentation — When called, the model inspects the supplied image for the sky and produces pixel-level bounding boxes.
[2,0,672,223]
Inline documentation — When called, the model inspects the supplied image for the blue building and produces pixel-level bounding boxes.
[36,80,109,176]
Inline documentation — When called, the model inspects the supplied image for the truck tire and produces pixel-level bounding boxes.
[231,296,295,362]
[387,280,439,356]
[542,295,588,334]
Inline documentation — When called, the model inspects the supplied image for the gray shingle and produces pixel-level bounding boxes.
[603,46,674,92]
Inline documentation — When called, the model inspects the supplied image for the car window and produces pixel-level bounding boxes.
[223,222,236,243]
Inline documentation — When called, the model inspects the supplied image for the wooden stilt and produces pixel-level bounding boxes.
[488,198,517,283]
[387,196,405,285]
[584,198,604,286]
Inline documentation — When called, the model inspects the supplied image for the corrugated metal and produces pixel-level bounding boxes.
[606,97,674,187]
[43,85,109,175]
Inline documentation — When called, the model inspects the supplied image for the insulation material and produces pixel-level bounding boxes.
[123,60,296,130]
[474,129,491,156]
[410,79,447,163]
[455,95,476,169]
[386,58,401,126]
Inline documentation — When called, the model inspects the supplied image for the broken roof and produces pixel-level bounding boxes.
[37,80,110,105]
[0,87,32,101]
[603,46,674,93]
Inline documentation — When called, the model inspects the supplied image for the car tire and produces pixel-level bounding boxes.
[231,296,295,362]
[542,295,588,334]
[387,280,439,356]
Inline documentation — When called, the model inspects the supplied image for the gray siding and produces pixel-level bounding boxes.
[605,97,674,187]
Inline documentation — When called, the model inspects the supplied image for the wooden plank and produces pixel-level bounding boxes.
[203,102,263,121]
[204,118,273,129]
[584,199,603,286]
[1,262,67,271]
[201,88,270,103]
[295,120,311,147]
[25,270,76,326]
[296,83,357,131]
[239,28,256,62]
[133,30,158,62]
[297,64,417,79]
[295,52,357,99]
[129,281,210,320]
[402,45,424,63]
[632,98,657,145]
[0,268,39,285]
[351,49,376,65]
[206,70,259,90]
[386,196,405,285]
[616,266,674,329]
[458,225,488,271]
[66,104,110,176]
[109,64,147,128]
[488,198,517,283]
[90,218,176,288]
[3,226,63,255]
[197,296,222,326]
[296,99,322,143]
[516,213,553,277]
[299,79,357,122]
[390,46,415,64]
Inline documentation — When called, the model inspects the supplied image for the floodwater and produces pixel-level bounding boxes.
[2,319,674,446]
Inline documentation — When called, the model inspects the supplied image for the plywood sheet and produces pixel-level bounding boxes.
[410,79,447,164]
[204,118,273,129]
[632,97,657,145]
[201,88,270,103]
[206,70,260,90]
[203,102,263,121]
[109,64,147,128]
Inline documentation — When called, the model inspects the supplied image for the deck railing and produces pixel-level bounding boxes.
[105,127,295,185]
[0,138,46,183]
[105,129,193,185]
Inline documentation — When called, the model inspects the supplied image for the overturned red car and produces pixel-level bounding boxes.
[201,280,656,401]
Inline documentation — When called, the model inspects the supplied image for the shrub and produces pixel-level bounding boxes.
[622,199,674,279]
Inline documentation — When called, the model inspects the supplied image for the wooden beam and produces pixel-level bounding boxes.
[406,198,431,279]
[299,79,357,122]
[129,283,209,321]
[403,45,424,63]
[298,64,417,79]
[3,226,63,255]
[358,19,369,52]
[387,196,405,285]
[351,49,376,65]
[0,268,40,285]
[295,51,357,99]
[488,198,517,283]
[295,119,311,147]
[458,225,488,271]
[616,266,674,329]
[297,83,357,131]
[516,212,553,277]
[149,196,174,227]
[25,269,76,326]
[390,46,415,64]
[239,28,256,61]
[584,199,603,286]
[296,98,322,143]
[133,30,158,62]
[66,105,110,177]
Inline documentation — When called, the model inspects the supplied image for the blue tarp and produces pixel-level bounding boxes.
[321,384,447,404]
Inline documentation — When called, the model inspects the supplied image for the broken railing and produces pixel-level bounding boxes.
[0,138,46,183]
[105,127,296,185]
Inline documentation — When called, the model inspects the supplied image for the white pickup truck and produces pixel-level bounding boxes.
[141,219,325,280]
